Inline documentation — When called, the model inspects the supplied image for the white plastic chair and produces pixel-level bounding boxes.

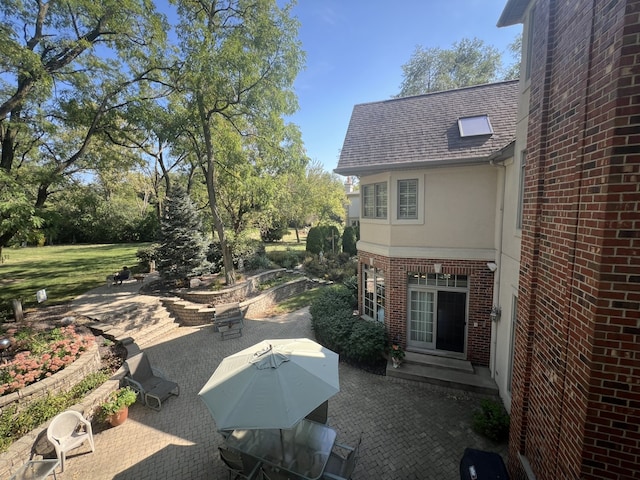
[46,410,95,472]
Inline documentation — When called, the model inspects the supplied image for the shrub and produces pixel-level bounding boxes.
[136,243,160,271]
[260,221,289,242]
[309,285,386,368]
[266,250,306,269]
[472,398,510,442]
[342,226,358,256]
[306,226,324,254]
[346,319,388,363]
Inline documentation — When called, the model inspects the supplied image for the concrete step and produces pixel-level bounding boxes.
[387,358,498,395]
[404,352,475,373]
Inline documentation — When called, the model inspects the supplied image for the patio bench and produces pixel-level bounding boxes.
[213,302,245,340]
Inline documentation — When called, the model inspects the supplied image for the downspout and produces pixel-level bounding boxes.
[488,145,511,378]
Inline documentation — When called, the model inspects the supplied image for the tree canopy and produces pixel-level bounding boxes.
[396,36,520,97]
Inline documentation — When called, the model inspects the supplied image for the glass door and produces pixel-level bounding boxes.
[408,290,435,349]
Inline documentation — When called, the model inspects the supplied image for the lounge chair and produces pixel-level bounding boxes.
[123,351,180,411]
[321,435,362,480]
[46,410,95,472]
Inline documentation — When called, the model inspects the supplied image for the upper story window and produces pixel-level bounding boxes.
[362,182,387,219]
[398,179,418,219]
[524,6,536,81]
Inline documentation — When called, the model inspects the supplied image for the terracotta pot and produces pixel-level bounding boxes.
[107,407,129,427]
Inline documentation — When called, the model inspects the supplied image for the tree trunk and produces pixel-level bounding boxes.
[197,95,235,285]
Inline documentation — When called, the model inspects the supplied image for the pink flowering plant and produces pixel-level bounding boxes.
[0,326,94,396]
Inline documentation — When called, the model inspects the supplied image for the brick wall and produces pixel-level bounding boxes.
[358,251,495,366]
[508,1,640,479]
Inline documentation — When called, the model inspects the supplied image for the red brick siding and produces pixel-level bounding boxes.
[357,251,494,366]
[508,1,640,479]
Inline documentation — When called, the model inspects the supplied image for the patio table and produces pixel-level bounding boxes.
[226,419,337,480]
[9,459,59,480]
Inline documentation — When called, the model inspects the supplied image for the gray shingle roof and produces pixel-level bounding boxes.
[335,81,519,176]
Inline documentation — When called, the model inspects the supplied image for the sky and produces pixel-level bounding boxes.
[286,1,522,173]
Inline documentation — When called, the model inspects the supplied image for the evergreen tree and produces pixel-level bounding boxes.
[157,185,209,281]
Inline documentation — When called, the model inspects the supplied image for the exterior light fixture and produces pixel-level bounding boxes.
[490,305,502,321]
[487,262,498,272]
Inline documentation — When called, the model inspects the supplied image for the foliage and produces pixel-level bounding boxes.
[260,221,290,242]
[171,0,304,285]
[156,185,210,281]
[303,252,357,283]
[0,243,143,314]
[0,326,95,395]
[390,343,406,360]
[306,226,325,254]
[396,37,508,97]
[472,399,511,443]
[0,0,168,251]
[342,226,358,256]
[136,243,160,271]
[208,236,265,273]
[99,387,138,419]
[0,369,110,453]
[347,320,388,363]
[266,249,306,269]
[309,285,387,368]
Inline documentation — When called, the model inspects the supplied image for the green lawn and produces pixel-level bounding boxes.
[0,243,146,312]
[262,229,307,253]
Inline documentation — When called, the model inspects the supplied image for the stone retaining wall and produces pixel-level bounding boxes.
[0,344,125,479]
[176,269,286,305]
[162,277,312,326]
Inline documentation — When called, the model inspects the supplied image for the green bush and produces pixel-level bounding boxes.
[136,244,160,271]
[306,226,324,254]
[309,285,386,368]
[266,250,306,269]
[342,226,358,256]
[472,398,510,442]
[347,319,388,363]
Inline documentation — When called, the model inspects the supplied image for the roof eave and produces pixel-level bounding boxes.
[334,156,499,177]
[497,0,530,27]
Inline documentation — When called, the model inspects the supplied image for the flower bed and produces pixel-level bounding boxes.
[0,326,95,396]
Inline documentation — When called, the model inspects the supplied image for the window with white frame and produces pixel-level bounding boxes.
[517,150,526,229]
[362,182,387,219]
[398,179,418,219]
[362,265,385,322]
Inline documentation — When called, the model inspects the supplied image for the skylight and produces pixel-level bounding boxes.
[458,115,494,137]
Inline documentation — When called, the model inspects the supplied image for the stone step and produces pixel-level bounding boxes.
[387,360,498,396]
[404,352,475,373]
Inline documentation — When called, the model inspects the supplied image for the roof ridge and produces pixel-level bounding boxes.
[355,79,520,108]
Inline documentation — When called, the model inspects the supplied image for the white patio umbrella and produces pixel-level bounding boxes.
[198,338,339,431]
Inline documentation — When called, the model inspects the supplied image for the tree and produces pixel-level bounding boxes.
[170,0,304,285]
[0,0,168,253]
[396,37,509,97]
[156,185,209,282]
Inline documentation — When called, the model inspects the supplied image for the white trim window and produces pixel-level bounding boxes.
[398,179,418,219]
[517,150,526,229]
[362,265,385,322]
[362,182,387,219]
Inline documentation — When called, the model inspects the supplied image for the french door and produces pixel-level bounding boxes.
[408,289,467,353]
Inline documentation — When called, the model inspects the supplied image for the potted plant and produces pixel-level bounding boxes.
[99,387,138,427]
[390,343,405,368]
